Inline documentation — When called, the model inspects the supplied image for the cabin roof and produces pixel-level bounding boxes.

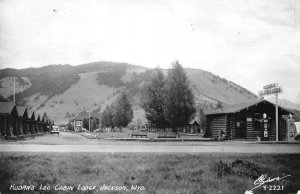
[204,100,293,115]
[35,114,41,121]
[0,102,15,114]
[27,110,35,119]
[189,117,200,125]
[16,106,27,117]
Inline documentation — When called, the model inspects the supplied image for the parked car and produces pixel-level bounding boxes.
[51,126,60,134]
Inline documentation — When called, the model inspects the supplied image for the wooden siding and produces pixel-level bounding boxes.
[245,118,260,141]
[210,115,227,139]
[270,118,287,141]
[279,118,287,141]
[229,116,236,139]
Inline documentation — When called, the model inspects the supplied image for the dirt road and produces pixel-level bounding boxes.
[0,132,299,153]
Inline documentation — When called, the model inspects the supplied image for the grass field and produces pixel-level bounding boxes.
[0,153,299,194]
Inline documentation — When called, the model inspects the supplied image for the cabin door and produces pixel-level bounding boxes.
[236,117,246,138]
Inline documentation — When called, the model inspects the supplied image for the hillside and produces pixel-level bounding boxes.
[0,62,258,124]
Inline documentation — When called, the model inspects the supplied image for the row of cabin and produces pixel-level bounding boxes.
[0,101,54,137]
[205,100,295,141]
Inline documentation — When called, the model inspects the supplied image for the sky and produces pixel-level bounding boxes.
[0,0,300,104]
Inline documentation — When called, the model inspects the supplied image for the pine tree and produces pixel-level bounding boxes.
[143,68,168,129]
[164,61,195,132]
[101,104,115,128]
[113,92,133,128]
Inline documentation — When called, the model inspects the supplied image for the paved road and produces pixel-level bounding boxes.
[0,132,299,153]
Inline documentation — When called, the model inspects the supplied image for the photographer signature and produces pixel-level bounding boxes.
[245,174,291,193]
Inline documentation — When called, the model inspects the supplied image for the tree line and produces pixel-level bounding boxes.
[143,61,196,133]
[101,92,133,129]
[96,61,201,133]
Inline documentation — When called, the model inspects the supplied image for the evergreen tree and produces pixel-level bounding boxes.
[101,92,133,129]
[83,118,89,130]
[143,68,168,129]
[113,92,133,128]
[164,61,195,132]
[101,104,115,128]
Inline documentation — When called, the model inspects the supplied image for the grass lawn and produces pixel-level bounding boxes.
[0,153,299,194]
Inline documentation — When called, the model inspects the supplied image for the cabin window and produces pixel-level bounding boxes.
[236,122,240,127]
[76,121,82,126]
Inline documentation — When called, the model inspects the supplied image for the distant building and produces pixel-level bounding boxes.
[72,111,100,132]
[188,117,201,134]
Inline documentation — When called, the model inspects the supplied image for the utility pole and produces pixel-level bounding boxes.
[275,93,279,142]
[13,76,16,103]
[259,83,281,142]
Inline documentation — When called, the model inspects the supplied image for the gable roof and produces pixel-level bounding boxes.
[27,110,35,120]
[0,101,16,114]
[42,114,48,123]
[204,100,293,115]
[16,106,27,117]
[189,117,200,125]
[35,114,41,122]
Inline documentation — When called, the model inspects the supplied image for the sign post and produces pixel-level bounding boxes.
[275,93,278,141]
[258,83,282,142]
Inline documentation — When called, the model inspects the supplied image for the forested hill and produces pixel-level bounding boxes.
[0,61,258,123]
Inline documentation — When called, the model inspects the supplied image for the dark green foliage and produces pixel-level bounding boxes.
[101,104,115,128]
[96,67,126,87]
[83,118,89,130]
[66,121,73,131]
[82,117,100,131]
[15,73,80,105]
[143,68,169,129]
[2,62,134,105]
[101,93,133,129]
[124,69,153,98]
[211,159,262,179]
[113,92,133,128]
[164,61,196,131]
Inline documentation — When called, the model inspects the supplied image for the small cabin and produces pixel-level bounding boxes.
[27,110,36,134]
[16,106,28,135]
[0,102,17,136]
[205,100,293,141]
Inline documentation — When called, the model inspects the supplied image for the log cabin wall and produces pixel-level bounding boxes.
[229,116,236,139]
[245,117,261,141]
[0,115,5,136]
[269,117,287,141]
[279,118,287,141]
[208,114,227,139]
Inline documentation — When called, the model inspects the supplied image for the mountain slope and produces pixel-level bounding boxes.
[0,62,259,123]
[266,96,300,111]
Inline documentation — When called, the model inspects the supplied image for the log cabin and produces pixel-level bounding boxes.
[0,102,17,136]
[27,110,36,134]
[35,114,42,133]
[16,106,29,135]
[205,100,293,141]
